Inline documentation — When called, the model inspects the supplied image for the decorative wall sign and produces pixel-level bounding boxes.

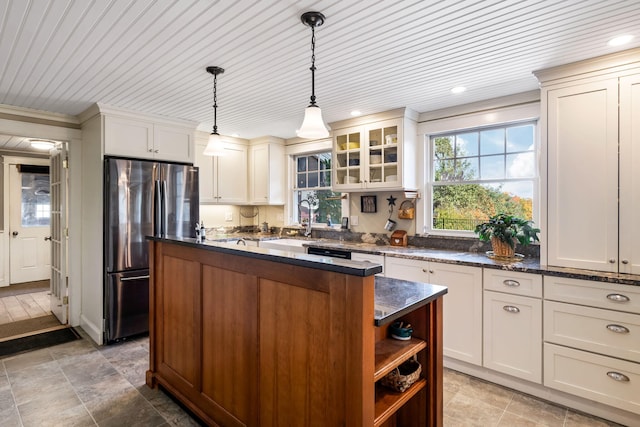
[361,195,377,213]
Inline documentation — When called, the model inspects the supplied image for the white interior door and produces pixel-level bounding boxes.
[9,162,51,284]
[50,145,68,323]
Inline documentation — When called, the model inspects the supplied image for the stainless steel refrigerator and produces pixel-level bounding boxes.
[104,157,199,343]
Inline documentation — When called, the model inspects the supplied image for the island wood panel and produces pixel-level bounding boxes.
[158,254,202,394]
[259,273,375,427]
[201,264,259,426]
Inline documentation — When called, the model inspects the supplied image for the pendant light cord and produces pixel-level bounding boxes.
[212,73,218,134]
[309,25,317,106]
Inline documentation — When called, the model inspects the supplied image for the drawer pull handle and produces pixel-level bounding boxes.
[503,279,520,287]
[503,305,520,313]
[606,371,630,382]
[606,324,630,334]
[606,293,630,303]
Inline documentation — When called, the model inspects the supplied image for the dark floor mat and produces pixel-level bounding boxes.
[0,327,81,358]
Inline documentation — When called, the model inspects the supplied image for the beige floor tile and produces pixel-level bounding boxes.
[445,391,505,426]
[456,375,515,411]
[565,410,626,427]
[505,393,567,426]
[498,411,549,426]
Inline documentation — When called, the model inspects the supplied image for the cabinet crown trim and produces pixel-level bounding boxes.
[79,102,198,129]
[329,107,417,130]
[533,47,640,84]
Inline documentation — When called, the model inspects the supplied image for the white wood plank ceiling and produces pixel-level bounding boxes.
[0,0,639,149]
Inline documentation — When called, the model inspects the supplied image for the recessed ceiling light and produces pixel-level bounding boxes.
[451,86,466,94]
[350,110,361,116]
[29,139,56,150]
[608,34,634,46]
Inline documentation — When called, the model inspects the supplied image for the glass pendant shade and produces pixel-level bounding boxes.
[203,132,226,156]
[297,105,329,139]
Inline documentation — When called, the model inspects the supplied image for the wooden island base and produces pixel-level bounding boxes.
[146,238,445,426]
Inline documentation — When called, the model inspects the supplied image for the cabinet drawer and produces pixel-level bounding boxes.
[544,276,640,314]
[484,269,542,297]
[544,343,640,415]
[544,300,640,362]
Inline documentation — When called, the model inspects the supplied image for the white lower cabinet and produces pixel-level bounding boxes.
[544,343,640,415]
[385,257,482,365]
[483,291,542,383]
[544,276,640,415]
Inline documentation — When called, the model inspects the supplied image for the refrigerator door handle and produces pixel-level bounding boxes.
[120,274,150,281]
[161,180,168,237]
[154,180,162,237]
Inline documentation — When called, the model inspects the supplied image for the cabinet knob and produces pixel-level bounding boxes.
[609,258,616,264]
[503,305,520,313]
[503,279,520,287]
[606,371,630,382]
[621,259,629,264]
[154,149,159,153]
[607,293,630,303]
[606,324,630,334]
[148,148,153,152]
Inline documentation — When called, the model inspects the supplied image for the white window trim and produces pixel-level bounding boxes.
[285,139,348,228]
[417,103,540,237]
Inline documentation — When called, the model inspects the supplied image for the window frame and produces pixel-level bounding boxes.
[418,103,540,237]
[285,139,348,228]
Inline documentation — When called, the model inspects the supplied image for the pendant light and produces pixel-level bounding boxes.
[297,11,330,139]
[203,66,227,156]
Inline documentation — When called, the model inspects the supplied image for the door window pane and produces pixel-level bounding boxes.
[22,173,50,227]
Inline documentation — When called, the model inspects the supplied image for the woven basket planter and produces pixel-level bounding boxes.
[491,237,515,259]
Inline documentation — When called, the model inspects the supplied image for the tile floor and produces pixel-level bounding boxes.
[0,330,628,427]
[0,292,50,325]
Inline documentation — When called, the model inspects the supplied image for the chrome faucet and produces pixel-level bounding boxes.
[236,238,246,246]
[299,199,313,237]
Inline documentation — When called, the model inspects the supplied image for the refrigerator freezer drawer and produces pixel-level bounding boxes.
[105,270,150,342]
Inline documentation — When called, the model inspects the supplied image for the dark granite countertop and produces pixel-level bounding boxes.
[304,241,640,286]
[374,277,448,326]
[147,236,382,277]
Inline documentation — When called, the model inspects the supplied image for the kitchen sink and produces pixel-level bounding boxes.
[259,238,315,254]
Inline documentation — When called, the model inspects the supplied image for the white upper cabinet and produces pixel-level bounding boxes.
[536,49,640,274]
[104,116,193,163]
[195,138,248,204]
[330,108,417,192]
[249,139,285,205]
[619,74,640,274]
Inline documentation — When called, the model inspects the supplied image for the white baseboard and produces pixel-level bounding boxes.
[79,314,103,345]
[444,358,638,426]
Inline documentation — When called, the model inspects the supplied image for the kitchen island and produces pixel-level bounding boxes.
[145,236,447,427]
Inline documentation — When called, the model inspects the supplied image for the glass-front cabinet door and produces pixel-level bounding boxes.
[333,117,406,191]
[334,126,364,190]
[365,119,400,188]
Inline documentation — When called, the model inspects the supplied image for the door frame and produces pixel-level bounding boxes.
[0,110,82,328]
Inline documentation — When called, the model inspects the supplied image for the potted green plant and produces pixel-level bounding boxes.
[474,213,540,258]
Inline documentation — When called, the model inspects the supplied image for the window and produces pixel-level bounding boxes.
[21,172,50,227]
[293,152,343,226]
[429,122,536,232]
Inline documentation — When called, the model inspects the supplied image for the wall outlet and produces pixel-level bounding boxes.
[225,212,233,221]
[350,215,359,226]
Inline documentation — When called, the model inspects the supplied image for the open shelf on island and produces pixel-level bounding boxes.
[374,337,427,381]
[374,378,427,427]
